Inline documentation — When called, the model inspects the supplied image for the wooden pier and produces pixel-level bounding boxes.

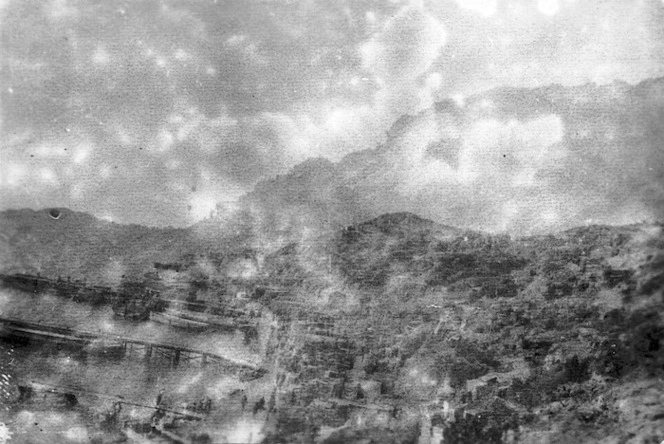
[20,380,206,420]
[0,317,260,371]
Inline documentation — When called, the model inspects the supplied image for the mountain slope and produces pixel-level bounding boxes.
[0,208,197,284]
[1,206,663,442]
[259,216,664,443]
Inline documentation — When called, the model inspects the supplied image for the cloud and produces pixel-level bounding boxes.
[247,79,664,235]
[454,0,497,17]
[378,109,570,232]
[361,3,446,81]
[1,0,663,229]
[537,0,560,16]
[456,114,565,185]
[250,1,452,179]
[361,1,447,114]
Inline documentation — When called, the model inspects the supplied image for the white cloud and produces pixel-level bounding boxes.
[458,114,564,184]
[224,35,267,65]
[39,167,59,186]
[538,0,560,16]
[35,142,67,158]
[99,164,112,179]
[0,162,27,187]
[72,142,92,164]
[225,34,248,46]
[92,46,110,65]
[245,1,450,169]
[114,126,133,146]
[155,129,174,152]
[361,4,446,81]
[2,0,662,230]
[175,112,203,142]
[454,0,498,17]
[379,109,572,233]
[46,0,78,20]
[174,48,191,61]
[365,10,377,26]
[186,181,244,224]
[359,1,448,126]
[256,101,384,165]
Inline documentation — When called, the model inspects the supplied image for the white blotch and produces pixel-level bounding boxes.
[243,43,266,65]
[605,128,616,141]
[188,192,218,222]
[0,422,12,442]
[209,113,237,129]
[226,419,264,443]
[592,64,616,84]
[39,167,59,185]
[361,5,447,81]
[324,108,348,133]
[165,158,181,170]
[64,427,88,442]
[174,48,190,61]
[99,164,112,179]
[47,0,78,19]
[538,0,560,15]
[425,72,443,91]
[99,214,115,223]
[542,208,559,224]
[73,143,91,164]
[498,201,521,233]
[177,122,199,141]
[225,34,247,46]
[168,113,184,124]
[455,0,497,17]
[157,130,174,151]
[92,46,110,65]
[511,63,526,76]
[35,143,68,158]
[116,127,132,146]
[2,163,27,187]
[70,182,85,200]
[200,168,212,182]
[458,114,564,186]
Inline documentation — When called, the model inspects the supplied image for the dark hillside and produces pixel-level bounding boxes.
[0,208,195,283]
[260,216,664,443]
[1,207,662,442]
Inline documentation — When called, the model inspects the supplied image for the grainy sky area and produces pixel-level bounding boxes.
[1,0,663,231]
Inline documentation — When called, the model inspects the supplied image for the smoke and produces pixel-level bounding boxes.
[360,0,447,116]
[242,79,664,236]
[225,418,264,443]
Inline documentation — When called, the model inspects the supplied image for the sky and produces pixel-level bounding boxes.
[1,0,663,230]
